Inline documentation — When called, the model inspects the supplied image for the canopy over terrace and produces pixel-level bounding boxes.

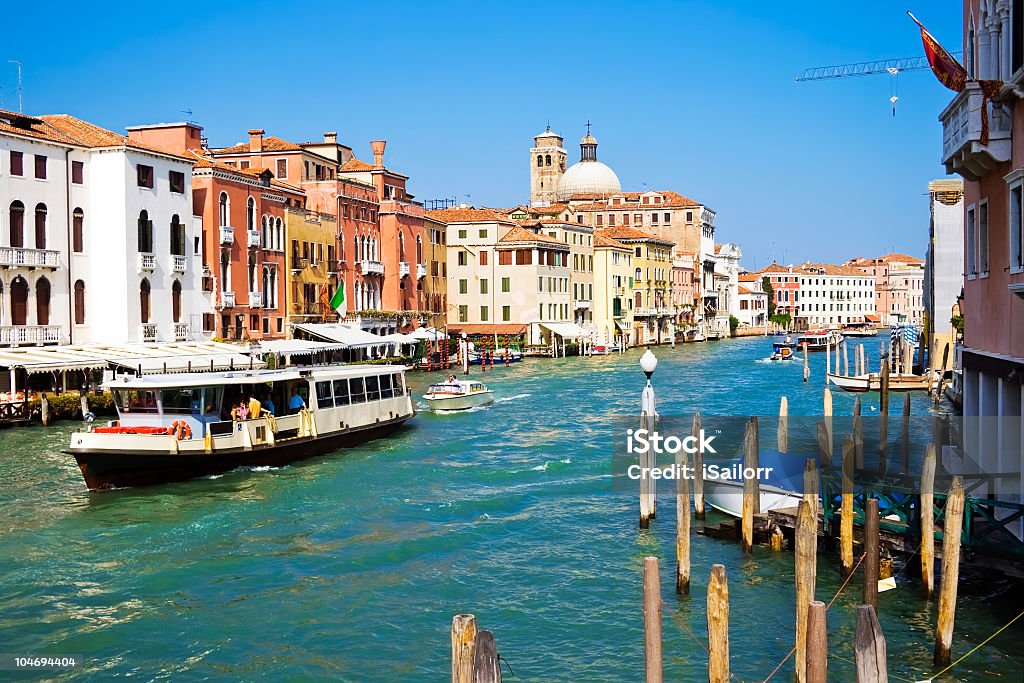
[291,323,396,361]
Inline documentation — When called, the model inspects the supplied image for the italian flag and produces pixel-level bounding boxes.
[330,284,346,317]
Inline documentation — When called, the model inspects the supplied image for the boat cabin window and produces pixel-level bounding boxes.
[379,374,393,399]
[315,381,334,408]
[333,379,350,406]
[365,375,380,401]
[349,377,366,404]
[161,386,223,415]
[114,389,159,414]
[392,372,404,396]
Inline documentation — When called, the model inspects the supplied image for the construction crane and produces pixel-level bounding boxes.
[795,52,963,115]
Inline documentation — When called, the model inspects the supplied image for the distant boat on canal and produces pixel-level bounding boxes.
[797,329,843,351]
[422,379,494,411]
[67,365,415,490]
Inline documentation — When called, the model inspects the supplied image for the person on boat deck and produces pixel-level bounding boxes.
[231,402,250,421]
[447,375,457,383]
[288,387,306,414]
[263,393,276,416]
[247,394,262,418]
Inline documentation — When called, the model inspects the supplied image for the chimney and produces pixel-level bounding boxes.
[248,129,265,153]
[371,140,386,168]
[324,131,337,144]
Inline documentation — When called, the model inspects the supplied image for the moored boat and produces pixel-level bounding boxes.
[797,329,843,351]
[67,365,415,490]
[468,344,523,364]
[703,450,817,517]
[826,372,930,392]
[423,379,494,411]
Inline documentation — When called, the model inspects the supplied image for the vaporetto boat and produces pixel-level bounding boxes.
[67,365,415,489]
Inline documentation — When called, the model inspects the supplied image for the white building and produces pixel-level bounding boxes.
[736,273,768,328]
[711,243,742,317]
[0,111,206,347]
[795,263,876,327]
[924,179,965,372]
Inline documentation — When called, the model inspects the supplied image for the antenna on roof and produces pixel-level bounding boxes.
[7,60,22,112]
[181,109,193,120]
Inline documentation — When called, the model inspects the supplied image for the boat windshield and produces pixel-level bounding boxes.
[161,386,224,416]
[114,389,159,414]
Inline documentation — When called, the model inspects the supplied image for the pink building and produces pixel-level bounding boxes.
[846,253,925,326]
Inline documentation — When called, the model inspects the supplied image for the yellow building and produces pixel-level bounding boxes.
[285,206,339,326]
[596,227,674,345]
[593,232,634,348]
[422,214,448,331]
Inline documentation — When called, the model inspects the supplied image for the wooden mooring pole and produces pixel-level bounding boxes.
[803,342,810,382]
[879,355,890,464]
[804,458,819,522]
[855,604,888,683]
[901,393,911,473]
[934,476,965,666]
[816,420,832,466]
[778,396,789,453]
[474,630,501,683]
[707,564,730,683]
[920,444,936,599]
[452,614,477,683]
[824,388,833,463]
[693,412,705,520]
[863,498,880,611]
[643,556,663,683]
[806,600,828,683]
[795,499,817,683]
[853,396,864,469]
[741,417,758,553]
[40,393,50,427]
[841,435,855,576]
[676,448,691,595]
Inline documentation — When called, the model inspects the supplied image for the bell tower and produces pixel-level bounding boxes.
[529,125,566,206]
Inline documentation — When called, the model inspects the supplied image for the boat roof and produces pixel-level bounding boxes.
[105,364,408,390]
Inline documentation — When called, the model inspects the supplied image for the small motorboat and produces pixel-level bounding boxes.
[467,343,523,364]
[826,372,930,393]
[423,379,494,411]
[703,450,817,517]
[769,342,796,361]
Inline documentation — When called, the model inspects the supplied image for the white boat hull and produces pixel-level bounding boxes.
[704,479,809,517]
[423,390,494,411]
[826,372,930,392]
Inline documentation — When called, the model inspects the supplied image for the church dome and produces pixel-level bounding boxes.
[557,161,621,200]
[556,127,620,200]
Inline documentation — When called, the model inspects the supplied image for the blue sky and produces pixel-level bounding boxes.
[3,1,962,268]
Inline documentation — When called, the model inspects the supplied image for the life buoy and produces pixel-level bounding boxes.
[167,420,179,436]
[174,421,191,440]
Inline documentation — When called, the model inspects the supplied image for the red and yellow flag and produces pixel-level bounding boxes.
[909,12,966,92]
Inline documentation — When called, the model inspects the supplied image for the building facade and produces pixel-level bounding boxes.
[596,226,674,345]
[736,273,768,328]
[846,253,926,326]
[593,232,634,347]
[422,214,448,332]
[924,179,965,372]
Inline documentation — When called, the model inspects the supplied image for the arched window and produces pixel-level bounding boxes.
[262,267,271,309]
[74,280,86,325]
[34,203,47,249]
[416,235,423,263]
[635,267,642,282]
[339,230,345,260]
[138,210,153,252]
[247,196,256,231]
[545,154,551,167]
[353,234,360,262]
[248,254,256,293]
[140,278,151,323]
[219,192,229,227]
[275,217,283,250]
[261,215,268,248]
[536,155,543,167]
[9,201,24,248]
[399,232,405,261]
[170,214,185,256]
[72,208,84,253]
[172,280,182,323]
[10,277,28,325]
[220,249,231,291]
[36,277,50,325]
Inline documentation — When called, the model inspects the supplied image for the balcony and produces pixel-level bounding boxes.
[249,290,264,308]
[245,230,259,248]
[0,247,61,269]
[574,298,591,310]
[634,307,657,317]
[138,252,155,272]
[220,226,235,245]
[139,323,158,342]
[170,255,187,273]
[940,82,1012,181]
[328,259,341,274]
[416,263,427,279]
[361,260,384,276]
[613,286,626,296]
[399,261,410,278]
[173,322,189,341]
[220,291,236,308]
[0,325,62,345]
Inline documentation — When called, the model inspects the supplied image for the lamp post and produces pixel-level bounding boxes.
[639,347,658,528]
[461,332,469,375]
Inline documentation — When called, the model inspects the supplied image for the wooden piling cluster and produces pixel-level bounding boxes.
[451,614,502,683]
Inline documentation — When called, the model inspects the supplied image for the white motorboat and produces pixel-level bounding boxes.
[702,450,818,517]
[423,379,494,411]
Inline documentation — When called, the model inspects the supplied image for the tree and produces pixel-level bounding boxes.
[762,276,776,317]
[770,312,792,330]
[729,315,740,334]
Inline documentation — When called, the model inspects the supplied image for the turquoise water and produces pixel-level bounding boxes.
[1,337,1021,681]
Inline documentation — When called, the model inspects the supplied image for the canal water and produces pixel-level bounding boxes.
[0,337,1021,681]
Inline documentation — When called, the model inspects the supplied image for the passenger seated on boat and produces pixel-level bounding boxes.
[288,387,306,414]
[231,402,250,421]
[448,375,457,383]
[263,394,276,417]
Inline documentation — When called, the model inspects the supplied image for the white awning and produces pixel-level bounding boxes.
[250,339,349,356]
[540,322,588,339]
[379,333,418,345]
[0,341,262,375]
[292,323,390,348]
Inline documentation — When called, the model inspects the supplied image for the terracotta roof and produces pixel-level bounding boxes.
[498,225,568,246]
[875,253,924,264]
[340,158,374,172]
[596,226,674,246]
[757,263,793,274]
[214,136,302,155]
[570,190,703,209]
[594,234,630,250]
[183,150,303,193]
[738,272,761,282]
[798,262,874,277]
[526,203,570,215]
[37,114,188,158]
[737,285,755,295]
[425,208,514,224]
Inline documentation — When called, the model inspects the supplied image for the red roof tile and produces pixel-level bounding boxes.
[340,158,374,172]
[596,226,674,246]
[425,208,515,224]
[214,136,302,154]
[498,225,568,246]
